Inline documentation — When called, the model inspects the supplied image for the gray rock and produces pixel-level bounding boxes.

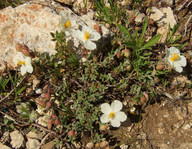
[10,130,25,149]
[26,139,40,149]
[179,143,192,149]
[150,7,177,28]
[0,143,11,149]
[0,3,111,72]
[135,13,146,23]
[157,27,168,43]
[26,131,40,140]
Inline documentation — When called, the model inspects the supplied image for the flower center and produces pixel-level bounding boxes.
[170,53,179,62]
[18,60,26,66]
[64,21,71,29]
[108,112,115,119]
[84,31,90,40]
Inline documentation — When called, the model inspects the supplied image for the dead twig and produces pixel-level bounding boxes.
[38,133,51,148]
[31,123,57,136]
[184,14,192,37]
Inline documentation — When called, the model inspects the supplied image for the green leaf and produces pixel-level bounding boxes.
[171,35,183,43]
[141,34,161,50]
[124,41,137,49]
[171,23,180,37]
[140,17,148,43]
[117,24,131,36]
[17,86,26,95]
[180,42,188,49]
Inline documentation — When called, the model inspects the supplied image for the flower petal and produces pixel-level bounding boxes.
[100,114,110,123]
[70,19,76,27]
[82,25,93,33]
[20,66,27,76]
[110,119,121,127]
[173,62,183,73]
[26,57,31,64]
[100,103,111,114]
[91,32,101,41]
[111,100,123,112]
[169,47,180,55]
[177,55,187,67]
[84,40,96,50]
[26,65,33,73]
[115,111,127,122]
[71,30,83,40]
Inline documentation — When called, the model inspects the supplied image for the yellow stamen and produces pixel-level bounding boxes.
[64,21,71,29]
[108,112,115,119]
[18,60,26,66]
[84,31,90,40]
[170,53,179,62]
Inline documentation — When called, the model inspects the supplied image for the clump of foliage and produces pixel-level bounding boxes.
[0,0,23,9]
[0,0,189,148]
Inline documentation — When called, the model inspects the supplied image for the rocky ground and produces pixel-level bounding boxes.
[0,0,192,149]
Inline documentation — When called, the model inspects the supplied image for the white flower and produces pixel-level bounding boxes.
[59,12,76,36]
[72,25,101,50]
[100,100,127,127]
[13,52,33,76]
[165,47,187,73]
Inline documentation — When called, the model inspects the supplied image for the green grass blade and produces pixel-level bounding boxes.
[141,34,161,50]
[140,17,148,43]
[117,24,131,36]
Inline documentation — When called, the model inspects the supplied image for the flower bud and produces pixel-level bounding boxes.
[86,142,94,149]
[126,65,132,71]
[93,57,97,62]
[46,101,52,108]
[99,124,108,131]
[156,64,164,70]
[44,93,51,100]
[122,49,131,58]
[22,48,31,57]
[95,143,100,148]
[38,99,46,108]
[154,77,159,83]
[140,96,145,102]
[47,119,52,130]
[51,114,57,118]
[100,141,109,148]
[68,130,75,138]
[54,119,60,125]
[15,43,23,52]
[116,52,121,59]
[143,92,149,101]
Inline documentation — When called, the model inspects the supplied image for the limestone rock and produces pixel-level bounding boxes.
[36,110,54,127]
[26,139,40,149]
[0,3,111,72]
[179,143,192,149]
[157,27,168,43]
[149,7,177,28]
[120,144,129,149]
[0,132,10,144]
[26,131,41,140]
[0,143,11,149]
[10,130,25,149]
[135,13,146,23]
